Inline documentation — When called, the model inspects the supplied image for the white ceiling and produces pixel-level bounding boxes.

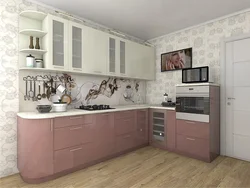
[35,0,250,40]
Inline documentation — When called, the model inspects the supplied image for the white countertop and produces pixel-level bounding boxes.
[17,104,175,119]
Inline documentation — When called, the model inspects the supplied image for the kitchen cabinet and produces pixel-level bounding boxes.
[126,41,155,80]
[135,109,149,146]
[43,14,69,70]
[69,22,85,72]
[17,118,54,181]
[82,26,108,75]
[93,113,115,160]
[149,109,176,151]
[107,36,127,77]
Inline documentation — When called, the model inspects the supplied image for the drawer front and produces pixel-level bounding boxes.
[115,118,135,136]
[54,116,83,128]
[176,120,209,139]
[137,110,147,119]
[115,133,135,153]
[176,134,209,159]
[54,144,93,173]
[115,110,135,120]
[54,125,83,150]
[54,115,93,128]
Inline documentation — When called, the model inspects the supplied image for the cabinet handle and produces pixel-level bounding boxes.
[185,121,195,124]
[140,129,143,132]
[70,147,82,152]
[70,116,82,120]
[70,126,82,130]
[93,70,102,74]
[123,135,131,139]
[53,66,64,69]
[186,138,195,141]
[50,119,53,132]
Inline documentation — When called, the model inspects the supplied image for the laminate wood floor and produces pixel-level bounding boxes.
[1,146,250,188]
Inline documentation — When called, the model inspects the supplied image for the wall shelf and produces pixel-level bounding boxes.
[19,29,47,38]
[20,10,47,21]
[20,49,47,55]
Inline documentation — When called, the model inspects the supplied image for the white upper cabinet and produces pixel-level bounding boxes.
[126,41,155,80]
[82,27,108,75]
[43,15,69,70]
[107,36,128,77]
[68,22,85,72]
[41,14,155,80]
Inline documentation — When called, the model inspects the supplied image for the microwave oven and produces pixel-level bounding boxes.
[182,66,214,83]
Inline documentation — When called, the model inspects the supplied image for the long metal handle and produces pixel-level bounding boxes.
[70,147,82,152]
[70,126,82,130]
[69,116,82,120]
[50,119,53,132]
[228,97,236,100]
[186,138,195,141]
[185,121,195,124]
[123,135,131,139]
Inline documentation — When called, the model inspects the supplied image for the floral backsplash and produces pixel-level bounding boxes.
[19,71,145,112]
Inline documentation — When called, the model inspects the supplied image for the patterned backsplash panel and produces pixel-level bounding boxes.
[19,71,146,112]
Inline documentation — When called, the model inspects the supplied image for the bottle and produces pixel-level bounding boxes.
[163,93,168,102]
[35,37,40,49]
[29,36,34,49]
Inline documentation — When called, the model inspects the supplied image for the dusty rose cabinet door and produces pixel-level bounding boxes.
[135,109,149,146]
[166,110,176,151]
[17,117,54,183]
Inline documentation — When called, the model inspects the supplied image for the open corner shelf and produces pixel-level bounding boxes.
[19,29,47,38]
[20,10,47,21]
[20,49,47,55]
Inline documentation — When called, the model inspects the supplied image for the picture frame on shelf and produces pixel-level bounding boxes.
[161,47,192,72]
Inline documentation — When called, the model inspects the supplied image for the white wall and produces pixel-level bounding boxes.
[146,10,250,104]
[0,0,145,178]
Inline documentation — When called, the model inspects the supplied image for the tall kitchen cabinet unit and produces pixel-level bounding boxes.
[149,109,176,151]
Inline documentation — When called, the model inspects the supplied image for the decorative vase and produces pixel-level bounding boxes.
[35,37,40,49]
[29,36,34,49]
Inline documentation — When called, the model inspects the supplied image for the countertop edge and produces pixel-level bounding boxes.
[17,105,176,119]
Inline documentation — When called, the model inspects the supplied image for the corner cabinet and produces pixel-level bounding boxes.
[43,15,69,70]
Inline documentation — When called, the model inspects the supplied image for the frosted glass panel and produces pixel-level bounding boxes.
[53,20,64,67]
[109,38,116,73]
[72,26,82,69]
[120,41,125,74]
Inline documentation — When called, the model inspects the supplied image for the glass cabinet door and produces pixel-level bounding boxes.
[72,26,82,70]
[120,41,126,74]
[53,20,65,67]
[109,37,116,73]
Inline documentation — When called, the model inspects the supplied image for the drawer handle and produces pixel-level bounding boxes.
[123,135,131,139]
[140,129,143,132]
[70,116,83,120]
[185,121,195,124]
[70,126,82,130]
[70,147,82,152]
[186,138,195,141]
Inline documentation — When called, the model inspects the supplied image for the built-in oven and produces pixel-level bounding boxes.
[176,85,210,122]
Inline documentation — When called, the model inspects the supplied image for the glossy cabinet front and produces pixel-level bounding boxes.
[17,109,149,183]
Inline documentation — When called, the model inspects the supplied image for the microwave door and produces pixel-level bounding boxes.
[183,69,200,83]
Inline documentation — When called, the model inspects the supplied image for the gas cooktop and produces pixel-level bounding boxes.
[76,105,115,111]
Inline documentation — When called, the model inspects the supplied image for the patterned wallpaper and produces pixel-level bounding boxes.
[0,0,145,178]
[146,11,250,104]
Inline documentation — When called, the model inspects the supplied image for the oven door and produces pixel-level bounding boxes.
[176,96,210,122]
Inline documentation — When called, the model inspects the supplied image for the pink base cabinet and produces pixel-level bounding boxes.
[17,110,149,184]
